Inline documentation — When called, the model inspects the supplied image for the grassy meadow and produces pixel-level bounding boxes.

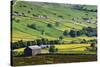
[11,1,97,66]
[12,1,97,42]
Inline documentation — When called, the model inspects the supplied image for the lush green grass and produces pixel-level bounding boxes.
[12,1,97,42]
[11,2,97,66]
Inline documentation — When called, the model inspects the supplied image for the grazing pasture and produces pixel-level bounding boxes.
[12,1,97,42]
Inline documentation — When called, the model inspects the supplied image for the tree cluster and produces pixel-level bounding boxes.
[49,45,58,53]
[73,5,97,12]
[63,27,97,37]
[11,38,61,49]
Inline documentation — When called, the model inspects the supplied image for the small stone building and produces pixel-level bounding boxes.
[24,45,41,56]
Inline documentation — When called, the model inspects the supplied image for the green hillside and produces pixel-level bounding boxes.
[12,1,97,42]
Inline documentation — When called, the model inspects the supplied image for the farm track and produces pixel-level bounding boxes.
[12,54,97,66]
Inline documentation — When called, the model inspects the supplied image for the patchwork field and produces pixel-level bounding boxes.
[42,44,96,54]
[11,1,97,66]
[13,44,96,56]
[12,1,97,42]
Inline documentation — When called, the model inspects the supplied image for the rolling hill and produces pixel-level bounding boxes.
[11,1,97,42]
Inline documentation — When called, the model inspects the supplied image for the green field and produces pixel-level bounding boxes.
[11,1,97,66]
[42,44,96,54]
[12,1,97,42]
[13,44,96,57]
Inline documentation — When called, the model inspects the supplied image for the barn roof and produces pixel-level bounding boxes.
[28,45,41,49]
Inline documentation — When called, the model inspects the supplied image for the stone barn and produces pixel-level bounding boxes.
[24,45,41,56]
